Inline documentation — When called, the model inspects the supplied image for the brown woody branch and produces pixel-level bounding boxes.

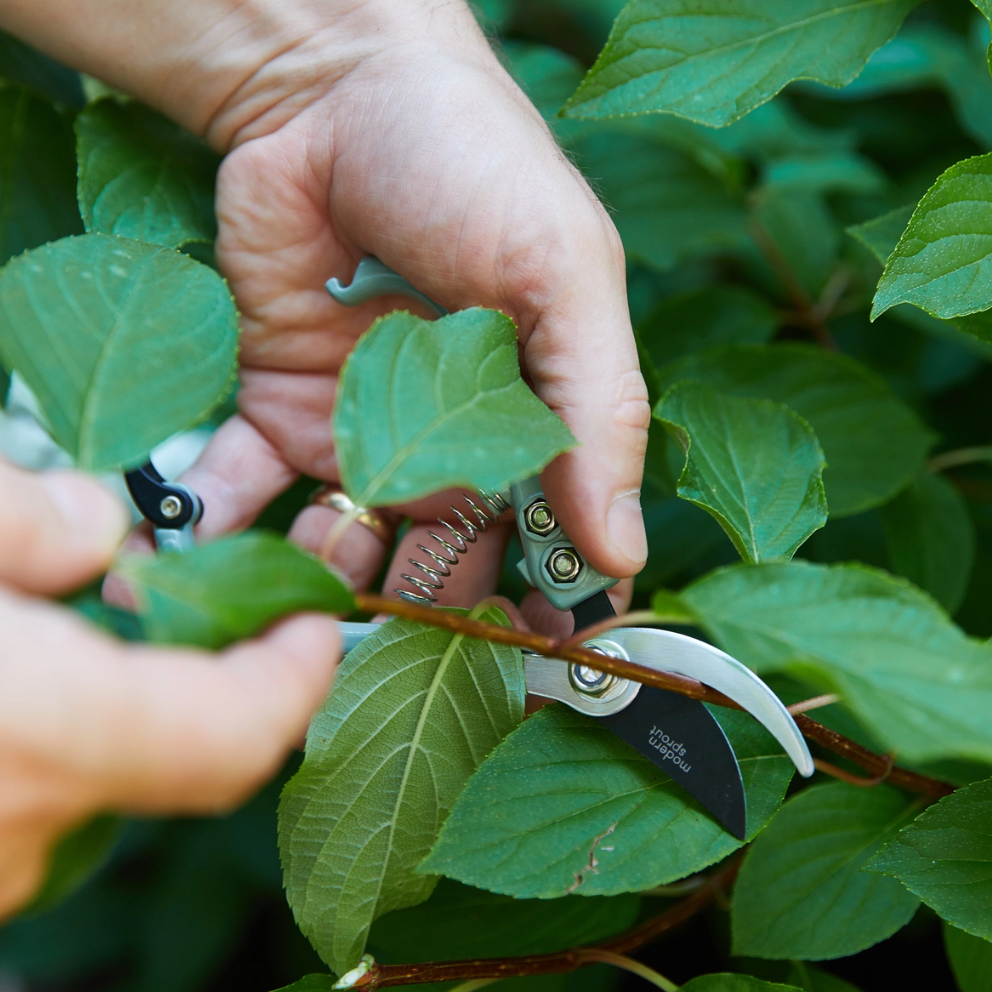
[351,862,740,990]
[355,593,955,798]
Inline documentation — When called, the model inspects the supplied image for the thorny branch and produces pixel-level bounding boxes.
[346,862,741,990]
[355,592,956,798]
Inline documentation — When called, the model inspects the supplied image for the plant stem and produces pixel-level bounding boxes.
[928,446,992,472]
[354,593,955,798]
[573,950,679,992]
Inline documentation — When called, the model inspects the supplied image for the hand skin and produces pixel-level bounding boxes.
[0,0,650,610]
[0,460,340,919]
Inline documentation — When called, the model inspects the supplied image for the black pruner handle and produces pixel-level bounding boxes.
[124,461,201,528]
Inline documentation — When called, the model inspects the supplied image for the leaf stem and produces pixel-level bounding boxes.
[927,446,992,472]
[354,593,955,798]
[573,950,679,992]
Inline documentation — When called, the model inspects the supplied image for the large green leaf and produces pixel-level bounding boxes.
[637,285,777,369]
[76,99,219,248]
[865,777,992,938]
[121,532,355,649]
[420,703,793,899]
[334,308,574,507]
[0,82,81,266]
[682,978,799,992]
[731,783,921,959]
[880,470,975,614]
[278,613,525,975]
[573,132,749,272]
[369,878,640,961]
[656,381,827,562]
[945,923,992,992]
[560,0,917,126]
[872,154,992,321]
[678,560,992,764]
[0,233,238,470]
[655,344,933,516]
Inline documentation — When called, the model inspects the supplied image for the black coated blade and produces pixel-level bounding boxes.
[598,686,747,839]
[569,589,747,838]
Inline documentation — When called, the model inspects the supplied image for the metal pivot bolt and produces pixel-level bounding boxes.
[569,663,619,697]
[546,547,582,583]
[523,499,556,536]
[160,494,184,519]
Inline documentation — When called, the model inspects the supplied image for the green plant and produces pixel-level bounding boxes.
[2,2,992,991]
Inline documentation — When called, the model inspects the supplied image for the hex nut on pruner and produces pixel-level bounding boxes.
[545,546,582,583]
[523,498,556,536]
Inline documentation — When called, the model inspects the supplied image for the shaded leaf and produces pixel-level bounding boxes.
[121,532,355,649]
[0,30,83,106]
[561,0,917,126]
[638,285,777,369]
[76,99,220,248]
[872,154,992,321]
[945,922,992,992]
[786,963,863,992]
[865,777,992,938]
[656,344,933,516]
[732,783,921,959]
[574,132,749,272]
[334,308,574,506]
[763,151,886,195]
[0,82,81,266]
[880,469,975,613]
[0,234,238,470]
[656,381,827,563]
[278,613,525,974]
[273,977,336,992]
[682,977,800,992]
[679,560,992,764]
[369,878,640,961]
[420,703,793,899]
[847,204,914,264]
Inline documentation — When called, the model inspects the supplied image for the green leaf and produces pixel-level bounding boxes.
[0,82,82,266]
[655,344,933,516]
[762,151,886,195]
[272,979,336,992]
[27,816,123,914]
[369,878,640,961]
[681,977,800,992]
[573,131,749,272]
[561,0,917,127]
[864,777,992,939]
[278,613,525,975]
[656,381,827,563]
[872,154,992,321]
[121,532,354,649]
[945,922,992,992]
[334,308,574,507]
[0,30,83,106]
[786,963,863,992]
[679,560,992,764]
[76,99,220,248]
[420,703,793,899]
[847,204,914,264]
[0,234,238,470]
[731,783,921,959]
[880,470,975,614]
[638,285,778,369]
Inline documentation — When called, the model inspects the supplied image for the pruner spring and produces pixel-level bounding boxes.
[397,490,511,604]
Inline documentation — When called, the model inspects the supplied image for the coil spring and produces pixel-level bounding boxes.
[396,490,512,604]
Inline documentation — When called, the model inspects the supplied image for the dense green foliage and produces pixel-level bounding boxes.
[1,2,992,991]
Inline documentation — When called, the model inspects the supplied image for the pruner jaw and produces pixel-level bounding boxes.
[526,628,814,779]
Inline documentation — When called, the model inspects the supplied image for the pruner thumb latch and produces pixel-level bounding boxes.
[124,461,202,554]
[329,256,813,840]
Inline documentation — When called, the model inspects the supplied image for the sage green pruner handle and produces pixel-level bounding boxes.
[326,254,618,612]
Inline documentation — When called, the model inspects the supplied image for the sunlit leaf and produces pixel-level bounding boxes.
[561,0,918,126]
[334,308,574,506]
[656,381,827,562]
[278,613,525,975]
[420,704,793,898]
[121,532,354,649]
[0,234,237,469]
[732,783,921,959]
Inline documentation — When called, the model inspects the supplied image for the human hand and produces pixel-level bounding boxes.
[0,459,340,918]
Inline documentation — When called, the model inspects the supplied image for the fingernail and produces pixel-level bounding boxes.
[42,472,129,551]
[607,492,648,566]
